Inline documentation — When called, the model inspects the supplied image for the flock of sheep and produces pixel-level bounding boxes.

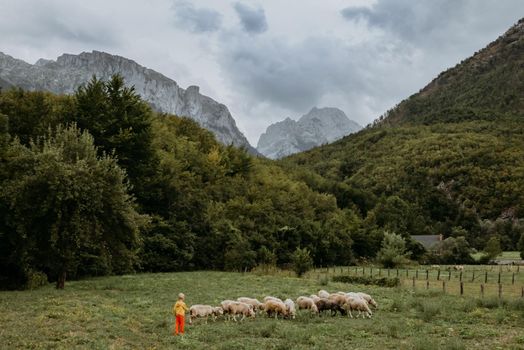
[188,289,378,325]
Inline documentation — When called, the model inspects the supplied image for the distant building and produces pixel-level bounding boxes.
[411,234,443,249]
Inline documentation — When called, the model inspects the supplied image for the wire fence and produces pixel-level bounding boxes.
[308,265,524,299]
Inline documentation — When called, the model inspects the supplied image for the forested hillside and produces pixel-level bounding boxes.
[0,76,358,289]
[281,19,524,252]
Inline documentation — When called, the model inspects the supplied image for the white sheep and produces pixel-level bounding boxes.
[237,297,264,312]
[189,304,223,324]
[318,289,330,298]
[296,296,319,314]
[263,296,283,303]
[344,296,372,318]
[226,301,255,322]
[309,294,321,303]
[284,298,296,319]
[263,299,288,319]
[356,292,378,309]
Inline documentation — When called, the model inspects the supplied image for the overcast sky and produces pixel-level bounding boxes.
[1,1,523,145]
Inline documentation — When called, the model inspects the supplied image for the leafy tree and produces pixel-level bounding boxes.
[376,231,411,268]
[483,236,502,260]
[291,247,313,277]
[429,236,474,264]
[72,75,157,207]
[1,125,145,288]
[518,232,524,260]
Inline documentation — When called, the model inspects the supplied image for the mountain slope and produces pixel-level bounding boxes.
[0,50,256,153]
[282,19,524,249]
[379,18,524,126]
[257,107,361,159]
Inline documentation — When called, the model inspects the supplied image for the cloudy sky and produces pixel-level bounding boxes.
[1,1,523,145]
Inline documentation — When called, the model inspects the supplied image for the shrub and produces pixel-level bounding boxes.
[376,231,411,268]
[332,275,400,287]
[291,248,313,277]
[24,270,48,290]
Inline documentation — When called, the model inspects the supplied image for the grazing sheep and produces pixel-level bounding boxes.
[309,295,321,303]
[296,296,319,314]
[263,296,283,303]
[263,299,288,319]
[431,265,441,269]
[318,290,330,299]
[315,298,345,316]
[220,299,236,320]
[453,265,464,271]
[227,302,255,322]
[189,304,222,325]
[344,296,372,319]
[356,292,378,309]
[284,299,296,319]
[237,297,264,312]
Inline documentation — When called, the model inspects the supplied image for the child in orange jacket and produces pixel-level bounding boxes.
[173,293,189,335]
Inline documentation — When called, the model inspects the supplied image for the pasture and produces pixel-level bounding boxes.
[1,271,524,349]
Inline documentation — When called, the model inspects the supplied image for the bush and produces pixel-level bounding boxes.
[291,248,313,277]
[376,231,411,268]
[24,270,48,290]
[332,275,400,287]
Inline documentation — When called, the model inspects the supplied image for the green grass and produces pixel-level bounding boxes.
[1,271,524,349]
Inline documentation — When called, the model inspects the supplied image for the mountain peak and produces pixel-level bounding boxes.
[257,107,361,159]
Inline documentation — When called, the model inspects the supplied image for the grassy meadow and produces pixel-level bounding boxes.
[1,271,524,349]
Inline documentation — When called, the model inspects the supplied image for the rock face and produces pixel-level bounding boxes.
[257,107,361,159]
[0,50,256,153]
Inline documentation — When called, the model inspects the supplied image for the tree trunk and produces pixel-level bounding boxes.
[56,270,66,289]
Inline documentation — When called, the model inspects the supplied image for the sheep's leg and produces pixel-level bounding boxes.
[240,314,245,322]
[189,315,193,325]
[233,314,237,322]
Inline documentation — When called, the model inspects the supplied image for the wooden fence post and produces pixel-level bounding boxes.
[512,273,515,285]
[521,286,524,298]
[459,271,463,282]
[498,272,501,284]
[426,280,429,290]
[370,267,373,276]
[416,270,418,279]
[480,284,484,298]
[437,270,440,281]
[412,276,416,289]
[426,270,429,280]
[406,269,409,277]
[460,282,464,296]
[448,270,451,281]
[485,271,488,284]
[362,267,365,275]
[471,271,475,282]
[442,281,446,294]
[498,283,502,299]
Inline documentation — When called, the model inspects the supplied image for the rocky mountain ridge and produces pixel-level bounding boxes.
[0,50,256,153]
[257,107,361,159]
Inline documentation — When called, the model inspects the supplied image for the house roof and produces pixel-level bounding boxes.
[412,235,441,249]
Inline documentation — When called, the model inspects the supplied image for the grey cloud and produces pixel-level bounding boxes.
[340,0,523,51]
[219,33,407,117]
[233,3,268,34]
[172,1,222,33]
[0,1,119,47]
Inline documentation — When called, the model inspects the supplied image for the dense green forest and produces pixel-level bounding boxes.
[281,19,524,254]
[0,76,363,289]
[2,21,524,290]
